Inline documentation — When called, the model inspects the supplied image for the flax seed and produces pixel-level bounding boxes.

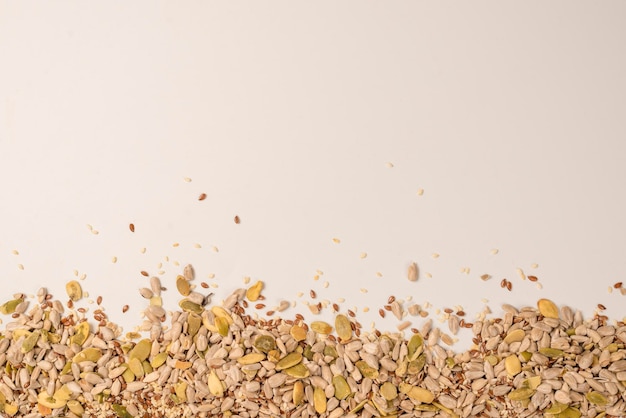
[378,309,385,318]
[310,289,317,299]
[122,305,129,313]
[528,275,538,282]
[198,193,207,201]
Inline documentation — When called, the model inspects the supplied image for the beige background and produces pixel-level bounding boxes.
[1,2,626,345]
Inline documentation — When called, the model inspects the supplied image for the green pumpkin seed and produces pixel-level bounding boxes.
[112,404,133,418]
[380,382,397,400]
[284,362,310,378]
[356,360,379,379]
[21,331,40,353]
[586,391,608,406]
[187,313,202,337]
[335,314,352,341]
[408,333,423,360]
[507,387,534,401]
[129,339,151,361]
[276,352,302,370]
[332,375,351,400]
[179,299,203,314]
[313,386,326,414]
[539,347,564,358]
[253,335,276,353]
[0,298,23,315]
[176,275,191,296]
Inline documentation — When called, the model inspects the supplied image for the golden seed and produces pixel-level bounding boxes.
[65,280,83,302]
[311,321,332,334]
[246,281,264,301]
[537,298,559,319]
[176,275,191,296]
[335,314,352,341]
[313,386,326,414]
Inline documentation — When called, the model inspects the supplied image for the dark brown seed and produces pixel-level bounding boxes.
[506,281,512,291]
[266,310,275,316]
[234,215,240,224]
[77,308,86,313]
[383,305,392,311]
[129,223,135,232]
[198,193,207,201]
[11,313,19,318]
[295,313,304,321]
[242,300,248,308]
[67,300,74,309]
[316,302,322,310]
[258,295,266,301]
[528,275,538,282]
[500,279,507,288]
[598,303,607,311]
[310,290,317,299]
[378,309,386,318]
[444,308,453,314]
[355,328,361,337]
[122,305,129,313]
[200,282,209,288]
[388,296,396,304]
[255,303,266,309]
[456,310,465,317]
[45,294,52,301]
[614,282,623,289]
[97,296,103,305]
[140,271,149,277]
[327,335,336,342]
[347,310,356,318]
[410,328,419,334]
[332,303,339,312]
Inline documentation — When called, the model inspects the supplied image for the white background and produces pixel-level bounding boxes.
[1,2,626,347]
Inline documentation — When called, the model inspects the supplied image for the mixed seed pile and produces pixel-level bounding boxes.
[1,266,625,418]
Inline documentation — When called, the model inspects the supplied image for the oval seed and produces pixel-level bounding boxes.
[537,298,559,319]
[311,321,332,335]
[313,386,326,414]
[246,281,264,301]
[335,314,352,341]
[66,281,83,302]
[176,275,191,296]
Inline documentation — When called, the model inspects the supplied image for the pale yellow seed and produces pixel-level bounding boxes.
[111,256,117,263]
[332,238,341,244]
[359,252,367,259]
[376,272,383,278]
[505,354,521,377]
[243,276,251,284]
[211,246,219,252]
[11,250,19,255]
[17,264,24,270]
[193,243,202,249]
[140,247,146,254]
[183,177,192,182]
[207,273,215,279]
[360,288,368,293]
[385,162,394,168]
[608,286,614,294]
[516,268,526,281]
[490,248,499,255]
[323,281,329,288]
[531,263,539,268]
[432,253,439,259]
[363,307,370,312]
[417,188,424,196]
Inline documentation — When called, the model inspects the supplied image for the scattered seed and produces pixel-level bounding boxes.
[332,237,340,244]
[122,305,129,313]
[198,193,207,201]
[359,252,367,259]
[129,223,135,232]
[528,275,538,282]
[310,289,317,299]
[378,309,386,318]
[140,271,149,277]
[614,282,623,289]
[234,215,240,224]
[407,262,419,282]
[598,303,606,310]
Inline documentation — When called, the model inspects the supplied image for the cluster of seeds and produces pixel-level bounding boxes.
[0,266,625,418]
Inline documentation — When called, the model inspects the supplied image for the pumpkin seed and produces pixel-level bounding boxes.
[313,386,327,414]
[276,352,302,370]
[335,314,352,341]
[408,333,424,360]
[507,387,534,401]
[237,353,266,365]
[66,280,83,301]
[356,360,379,379]
[0,298,23,315]
[129,339,151,361]
[208,370,224,397]
[111,404,133,418]
[539,347,564,358]
[290,325,307,341]
[311,321,332,334]
[179,299,203,314]
[332,375,351,400]
[253,335,276,353]
[215,316,229,336]
[505,354,521,377]
[176,275,191,296]
[399,383,434,403]
[293,381,304,405]
[246,281,264,301]
[503,328,525,344]
[380,382,397,400]
[284,363,310,378]
[537,298,559,319]
[586,391,608,406]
